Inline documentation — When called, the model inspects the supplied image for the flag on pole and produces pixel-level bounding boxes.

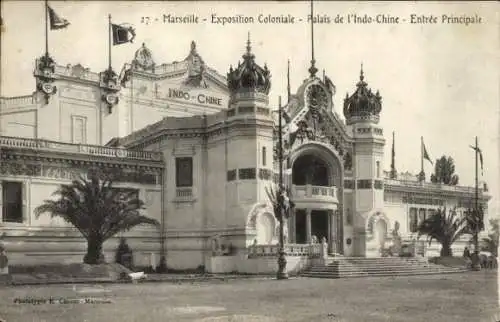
[112,23,135,45]
[47,6,70,30]
[469,145,484,176]
[422,139,433,165]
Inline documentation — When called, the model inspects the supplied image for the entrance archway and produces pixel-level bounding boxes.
[292,154,331,186]
[288,143,344,252]
[374,219,387,249]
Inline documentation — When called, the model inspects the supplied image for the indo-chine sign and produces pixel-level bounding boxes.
[167,88,223,106]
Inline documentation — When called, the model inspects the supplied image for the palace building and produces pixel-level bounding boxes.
[0,37,491,273]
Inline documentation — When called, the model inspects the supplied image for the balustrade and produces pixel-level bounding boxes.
[0,136,163,162]
[384,178,486,194]
[247,243,321,258]
[291,184,337,200]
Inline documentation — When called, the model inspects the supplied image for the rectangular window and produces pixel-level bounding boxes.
[376,161,380,178]
[262,147,267,166]
[2,181,23,223]
[72,116,87,144]
[409,208,418,233]
[175,157,193,187]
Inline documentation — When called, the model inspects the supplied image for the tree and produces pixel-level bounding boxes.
[464,206,485,253]
[35,173,159,264]
[430,156,459,185]
[480,218,499,257]
[417,208,469,257]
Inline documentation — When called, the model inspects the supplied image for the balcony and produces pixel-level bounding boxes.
[291,184,338,208]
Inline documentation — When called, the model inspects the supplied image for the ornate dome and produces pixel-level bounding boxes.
[343,65,382,124]
[227,33,271,95]
[132,43,155,71]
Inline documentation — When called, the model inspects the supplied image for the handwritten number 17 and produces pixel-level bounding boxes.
[141,17,151,25]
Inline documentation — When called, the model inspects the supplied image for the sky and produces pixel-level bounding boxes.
[1,1,499,219]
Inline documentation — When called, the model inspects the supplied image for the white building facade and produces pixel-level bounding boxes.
[0,39,491,272]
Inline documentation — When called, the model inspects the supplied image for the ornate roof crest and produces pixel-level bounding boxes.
[343,64,382,125]
[227,33,271,95]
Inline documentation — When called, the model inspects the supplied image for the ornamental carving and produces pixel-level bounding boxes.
[34,54,58,104]
[0,163,41,176]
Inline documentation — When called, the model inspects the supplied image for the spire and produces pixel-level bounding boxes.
[360,63,364,81]
[246,32,251,54]
[287,59,291,103]
[390,131,397,179]
[308,0,318,77]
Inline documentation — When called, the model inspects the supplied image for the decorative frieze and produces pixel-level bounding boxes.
[357,179,372,189]
[374,180,383,190]
[227,169,236,181]
[258,168,272,181]
[402,195,444,206]
[0,161,159,185]
[0,163,41,177]
[239,168,256,180]
[344,179,354,190]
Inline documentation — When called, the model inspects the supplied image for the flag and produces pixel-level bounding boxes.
[422,139,433,165]
[47,6,70,30]
[112,24,135,45]
[470,145,484,176]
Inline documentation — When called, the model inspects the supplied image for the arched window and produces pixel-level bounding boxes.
[262,146,267,166]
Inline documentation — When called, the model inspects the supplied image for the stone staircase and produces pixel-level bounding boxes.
[301,256,469,279]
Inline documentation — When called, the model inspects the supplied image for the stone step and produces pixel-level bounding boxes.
[309,266,463,272]
[301,270,468,279]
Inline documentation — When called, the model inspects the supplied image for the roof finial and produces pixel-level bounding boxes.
[246,31,252,55]
[360,63,364,81]
[308,0,318,77]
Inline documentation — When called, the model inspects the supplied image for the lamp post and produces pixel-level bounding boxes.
[276,96,289,280]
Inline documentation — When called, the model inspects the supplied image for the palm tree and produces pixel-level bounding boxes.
[417,208,469,257]
[35,173,159,265]
[480,218,499,257]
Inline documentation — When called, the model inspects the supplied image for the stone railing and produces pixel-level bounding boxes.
[384,178,487,195]
[247,243,321,258]
[292,184,337,200]
[53,64,100,82]
[0,95,36,109]
[176,187,193,198]
[0,136,163,162]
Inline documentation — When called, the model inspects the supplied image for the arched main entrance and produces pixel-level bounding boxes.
[288,142,343,253]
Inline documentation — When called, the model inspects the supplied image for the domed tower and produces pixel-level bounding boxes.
[343,65,386,257]
[224,33,275,248]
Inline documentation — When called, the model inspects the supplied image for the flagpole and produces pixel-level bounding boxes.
[475,136,478,218]
[287,59,291,103]
[108,14,112,71]
[420,136,424,176]
[45,0,49,57]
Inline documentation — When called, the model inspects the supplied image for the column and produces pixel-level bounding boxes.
[327,210,331,251]
[330,209,337,254]
[289,210,296,243]
[306,209,311,243]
